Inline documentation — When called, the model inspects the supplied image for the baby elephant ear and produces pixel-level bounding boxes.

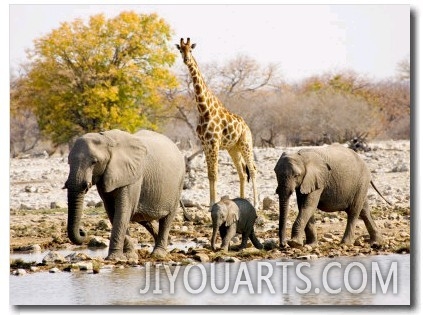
[226,201,240,226]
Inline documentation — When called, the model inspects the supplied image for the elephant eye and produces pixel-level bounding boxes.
[91,157,98,165]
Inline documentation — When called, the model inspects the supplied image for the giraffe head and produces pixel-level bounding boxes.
[176,37,196,65]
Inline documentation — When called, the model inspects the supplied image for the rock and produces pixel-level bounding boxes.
[388,212,399,220]
[323,233,334,239]
[19,203,34,210]
[13,269,27,276]
[181,226,189,232]
[42,251,66,264]
[297,254,318,260]
[193,253,210,263]
[65,252,92,262]
[391,163,409,172]
[88,236,109,248]
[50,201,67,209]
[74,261,93,271]
[263,239,278,250]
[49,267,61,273]
[95,201,104,208]
[24,186,37,193]
[225,256,240,263]
[96,219,112,231]
[86,200,97,207]
[262,197,276,210]
[231,236,240,244]
[30,266,38,272]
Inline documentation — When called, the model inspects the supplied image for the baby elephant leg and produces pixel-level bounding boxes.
[221,224,236,251]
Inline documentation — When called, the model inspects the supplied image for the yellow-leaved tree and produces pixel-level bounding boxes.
[12,11,178,144]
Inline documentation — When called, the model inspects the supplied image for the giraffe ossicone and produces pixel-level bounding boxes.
[177,37,258,208]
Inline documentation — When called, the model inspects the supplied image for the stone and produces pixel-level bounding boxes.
[42,251,66,264]
[262,197,276,210]
[50,201,67,209]
[74,261,93,271]
[96,219,112,231]
[193,253,210,263]
[88,236,109,248]
[49,267,61,273]
[24,186,37,193]
[263,239,278,250]
[14,269,27,276]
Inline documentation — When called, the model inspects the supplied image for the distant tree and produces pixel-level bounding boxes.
[12,11,177,145]
[397,57,410,81]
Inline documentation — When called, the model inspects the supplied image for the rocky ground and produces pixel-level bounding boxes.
[10,140,410,274]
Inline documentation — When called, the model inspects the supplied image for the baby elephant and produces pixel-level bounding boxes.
[210,197,263,251]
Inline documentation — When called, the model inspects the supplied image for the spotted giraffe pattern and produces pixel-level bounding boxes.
[176,38,258,207]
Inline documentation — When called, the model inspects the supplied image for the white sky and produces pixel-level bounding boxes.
[9,3,410,82]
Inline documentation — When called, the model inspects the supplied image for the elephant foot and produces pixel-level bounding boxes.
[151,247,168,260]
[279,241,288,250]
[305,240,318,247]
[370,234,383,248]
[288,239,304,248]
[124,250,139,263]
[106,252,127,262]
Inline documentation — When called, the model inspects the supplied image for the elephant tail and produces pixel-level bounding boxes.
[370,180,393,206]
[179,199,193,221]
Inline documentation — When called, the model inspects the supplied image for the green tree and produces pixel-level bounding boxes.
[13,11,178,144]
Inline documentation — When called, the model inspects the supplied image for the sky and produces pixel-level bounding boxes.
[8,3,410,82]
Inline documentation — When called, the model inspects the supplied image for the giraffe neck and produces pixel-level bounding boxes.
[186,56,222,114]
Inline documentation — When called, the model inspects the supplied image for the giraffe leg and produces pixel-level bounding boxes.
[204,143,219,207]
[228,148,247,199]
[239,129,258,207]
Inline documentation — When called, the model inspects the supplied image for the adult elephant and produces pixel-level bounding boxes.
[274,144,391,249]
[64,129,185,260]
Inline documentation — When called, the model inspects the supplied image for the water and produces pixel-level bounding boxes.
[10,254,410,305]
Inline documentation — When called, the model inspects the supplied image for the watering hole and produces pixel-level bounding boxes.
[10,251,409,305]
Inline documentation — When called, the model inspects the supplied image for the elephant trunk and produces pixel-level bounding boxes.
[67,190,87,245]
[278,195,290,248]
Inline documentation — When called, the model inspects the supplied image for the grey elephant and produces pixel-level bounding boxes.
[210,197,263,251]
[274,144,391,249]
[64,129,185,260]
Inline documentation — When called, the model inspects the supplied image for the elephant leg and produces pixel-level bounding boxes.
[218,225,227,249]
[305,215,317,246]
[151,211,176,259]
[123,234,138,261]
[221,224,236,251]
[249,228,263,250]
[140,221,159,243]
[359,201,382,244]
[342,208,361,245]
[239,232,249,250]
[289,194,319,248]
[107,187,132,261]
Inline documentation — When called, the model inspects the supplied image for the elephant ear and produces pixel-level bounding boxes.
[225,201,240,226]
[299,151,331,195]
[102,130,147,193]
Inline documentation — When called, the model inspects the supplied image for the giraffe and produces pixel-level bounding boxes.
[176,38,258,207]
